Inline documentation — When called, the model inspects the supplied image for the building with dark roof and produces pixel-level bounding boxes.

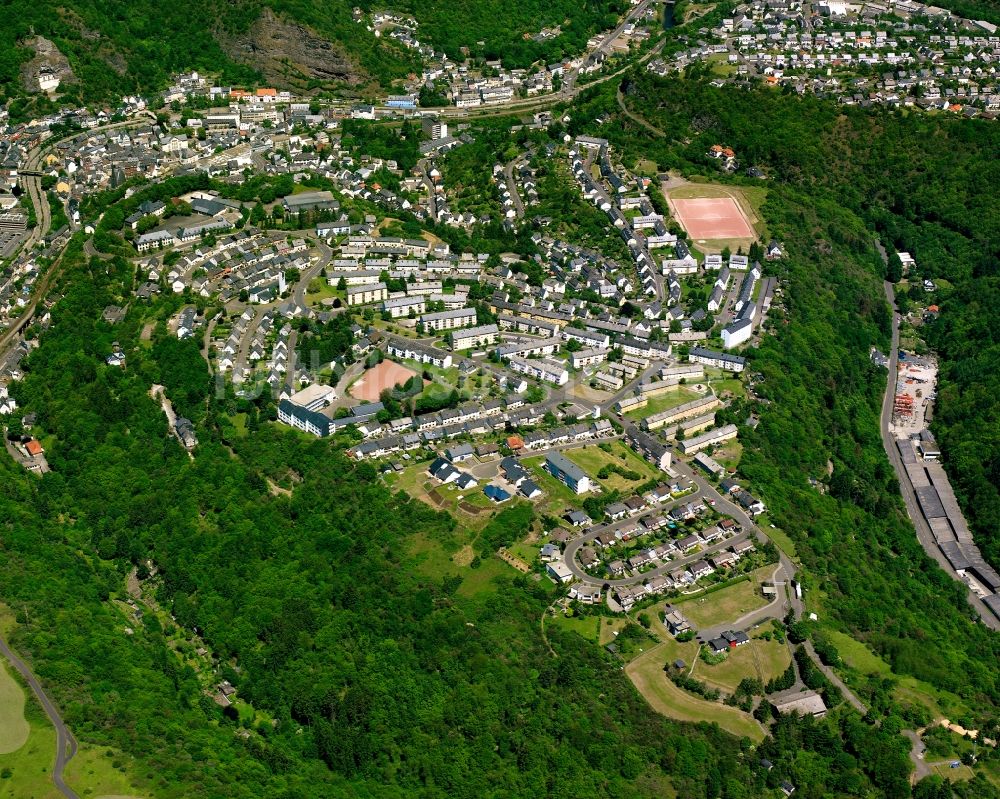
[545,451,592,494]
[277,399,332,437]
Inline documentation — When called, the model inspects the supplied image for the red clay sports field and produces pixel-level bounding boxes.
[349,360,421,402]
[670,196,755,240]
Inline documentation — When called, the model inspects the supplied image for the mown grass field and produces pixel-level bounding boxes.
[65,742,147,799]
[673,566,774,629]
[563,442,661,493]
[386,461,495,527]
[599,617,629,645]
[692,638,791,693]
[549,614,601,644]
[623,387,704,420]
[931,762,975,782]
[625,642,765,742]
[712,440,743,471]
[304,278,340,307]
[0,661,29,755]
[0,688,146,799]
[757,515,797,559]
[0,699,62,799]
[706,375,745,401]
[522,455,587,514]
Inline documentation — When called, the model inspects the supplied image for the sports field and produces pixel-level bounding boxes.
[663,183,766,254]
[349,360,420,401]
[671,197,754,240]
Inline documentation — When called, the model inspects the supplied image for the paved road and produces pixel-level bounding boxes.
[22,148,51,251]
[19,116,151,249]
[292,239,333,308]
[0,636,79,799]
[598,363,666,411]
[802,639,868,715]
[904,729,933,782]
[0,116,153,358]
[561,443,773,589]
[564,511,753,587]
[428,5,665,121]
[234,305,266,381]
[576,0,659,82]
[692,561,796,641]
[417,159,439,223]
[752,276,776,334]
[877,282,1000,630]
[202,313,220,376]
[637,453,881,714]
[503,156,526,219]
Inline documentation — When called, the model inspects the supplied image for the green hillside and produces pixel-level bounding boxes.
[0,0,411,110]
[388,0,628,64]
[0,239,776,798]
[0,0,626,114]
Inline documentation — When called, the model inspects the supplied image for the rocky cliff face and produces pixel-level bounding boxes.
[221,8,367,91]
[19,36,75,93]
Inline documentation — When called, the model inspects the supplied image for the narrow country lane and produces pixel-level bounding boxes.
[0,636,80,799]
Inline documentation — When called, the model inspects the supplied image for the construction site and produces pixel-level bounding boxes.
[889,353,937,437]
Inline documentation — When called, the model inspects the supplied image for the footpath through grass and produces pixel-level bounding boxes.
[825,628,973,722]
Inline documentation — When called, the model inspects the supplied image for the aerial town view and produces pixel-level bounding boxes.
[0,0,999,797]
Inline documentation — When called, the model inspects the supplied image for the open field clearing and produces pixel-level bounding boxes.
[0,661,29,754]
[674,566,775,628]
[693,638,791,693]
[626,642,765,742]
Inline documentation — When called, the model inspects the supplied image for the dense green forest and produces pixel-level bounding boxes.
[3,8,1000,794]
[3,239,719,798]
[0,240,848,797]
[927,279,1000,567]
[0,0,262,109]
[4,0,1000,114]
[0,0,415,114]
[0,235,804,796]
[384,0,628,67]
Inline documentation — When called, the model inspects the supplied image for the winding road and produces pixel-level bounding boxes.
[0,636,79,798]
